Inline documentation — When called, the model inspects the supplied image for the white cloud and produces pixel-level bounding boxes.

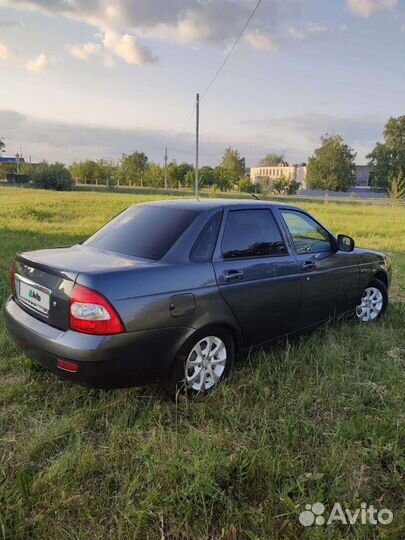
[0,0,253,44]
[307,23,327,34]
[26,53,50,72]
[0,42,11,59]
[0,19,23,28]
[69,42,102,61]
[289,23,327,40]
[103,31,156,65]
[0,109,386,166]
[242,113,385,163]
[69,31,155,66]
[245,30,278,51]
[288,27,305,39]
[347,0,398,17]
[0,109,226,164]
[0,0,294,56]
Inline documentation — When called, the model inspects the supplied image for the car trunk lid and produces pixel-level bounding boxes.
[13,245,151,330]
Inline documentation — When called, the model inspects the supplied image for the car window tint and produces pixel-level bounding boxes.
[191,212,222,262]
[84,206,200,261]
[281,210,332,254]
[222,210,287,259]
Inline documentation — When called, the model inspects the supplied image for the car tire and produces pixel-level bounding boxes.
[355,278,388,323]
[173,326,235,396]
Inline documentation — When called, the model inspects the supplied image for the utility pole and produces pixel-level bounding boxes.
[195,93,200,200]
[164,146,168,189]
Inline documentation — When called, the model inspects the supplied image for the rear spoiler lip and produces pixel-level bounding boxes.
[15,252,79,283]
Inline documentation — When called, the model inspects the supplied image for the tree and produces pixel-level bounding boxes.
[199,166,216,188]
[0,161,17,178]
[144,163,164,188]
[32,163,74,191]
[367,116,405,189]
[221,147,245,185]
[260,153,288,166]
[184,165,214,189]
[119,152,148,186]
[287,180,300,195]
[271,177,289,194]
[213,166,233,191]
[167,161,194,188]
[70,160,98,184]
[239,177,257,193]
[306,134,356,191]
[0,138,5,153]
[95,159,117,186]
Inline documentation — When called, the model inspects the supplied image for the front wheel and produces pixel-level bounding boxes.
[355,278,388,322]
[175,327,234,395]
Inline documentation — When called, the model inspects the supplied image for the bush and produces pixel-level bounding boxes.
[389,171,405,205]
[239,178,257,193]
[32,163,74,191]
[287,180,300,195]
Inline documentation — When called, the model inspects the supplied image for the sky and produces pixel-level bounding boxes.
[0,0,404,167]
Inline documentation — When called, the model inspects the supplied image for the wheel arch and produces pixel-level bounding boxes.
[372,271,388,288]
[169,321,241,382]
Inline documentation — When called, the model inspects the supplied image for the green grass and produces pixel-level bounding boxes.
[1,187,405,540]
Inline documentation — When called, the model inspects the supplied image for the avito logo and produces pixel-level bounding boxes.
[29,289,41,302]
[299,502,393,527]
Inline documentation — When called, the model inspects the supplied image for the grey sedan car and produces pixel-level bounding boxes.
[4,199,391,393]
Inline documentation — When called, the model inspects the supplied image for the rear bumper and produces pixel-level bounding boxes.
[4,297,194,389]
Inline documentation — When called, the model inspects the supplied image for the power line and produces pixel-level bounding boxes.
[200,0,263,101]
[168,0,263,159]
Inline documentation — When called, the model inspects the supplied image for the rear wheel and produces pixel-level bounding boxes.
[175,327,234,395]
[355,278,388,322]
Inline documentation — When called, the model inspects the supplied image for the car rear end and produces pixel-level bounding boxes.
[5,251,194,388]
[6,252,138,387]
[4,203,204,388]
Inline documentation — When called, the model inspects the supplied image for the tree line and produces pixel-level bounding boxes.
[0,147,253,192]
[1,115,404,195]
[305,116,405,194]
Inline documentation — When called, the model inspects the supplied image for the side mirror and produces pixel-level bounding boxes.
[337,234,355,252]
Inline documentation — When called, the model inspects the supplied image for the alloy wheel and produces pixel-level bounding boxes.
[185,336,227,392]
[356,286,384,322]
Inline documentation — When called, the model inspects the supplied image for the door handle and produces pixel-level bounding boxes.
[223,269,244,282]
[302,260,316,272]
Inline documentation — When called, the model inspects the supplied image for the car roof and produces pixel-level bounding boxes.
[139,198,300,212]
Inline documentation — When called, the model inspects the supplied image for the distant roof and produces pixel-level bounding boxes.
[0,156,25,163]
[140,198,299,211]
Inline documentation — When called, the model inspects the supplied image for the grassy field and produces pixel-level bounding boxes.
[1,187,405,540]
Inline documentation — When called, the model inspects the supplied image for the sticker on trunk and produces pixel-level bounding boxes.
[18,281,50,315]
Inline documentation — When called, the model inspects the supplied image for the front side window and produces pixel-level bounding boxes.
[221,209,287,259]
[84,205,200,260]
[281,210,332,254]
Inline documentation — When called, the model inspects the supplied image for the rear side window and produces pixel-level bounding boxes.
[84,206,200,261]
[191,212,222,262]
[221,209,287,259]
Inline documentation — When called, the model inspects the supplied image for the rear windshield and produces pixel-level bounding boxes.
[84,205,200,260]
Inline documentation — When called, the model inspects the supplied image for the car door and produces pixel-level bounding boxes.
[212,208,302,347]
[278,209,359,327]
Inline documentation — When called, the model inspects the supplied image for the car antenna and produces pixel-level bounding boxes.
[251,193,260,200]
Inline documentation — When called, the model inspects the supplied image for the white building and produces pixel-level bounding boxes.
[250,164,370,190]
[355,166,370,187]
[250,165,307,189]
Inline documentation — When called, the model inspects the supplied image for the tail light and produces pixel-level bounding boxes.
[9,263,16,297]
[69,284,124,335]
